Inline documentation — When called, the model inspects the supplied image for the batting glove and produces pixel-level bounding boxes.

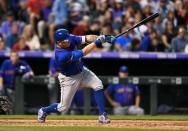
[95,35,105,47]
[105,35,116,44]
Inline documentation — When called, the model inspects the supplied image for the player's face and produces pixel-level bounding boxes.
[119,72,128,78]
[10,52,19,65]
[57,40,70,48]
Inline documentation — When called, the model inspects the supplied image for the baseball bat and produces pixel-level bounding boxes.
[115,12,160,38]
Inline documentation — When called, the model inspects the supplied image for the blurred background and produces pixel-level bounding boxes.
[0,0,188,115]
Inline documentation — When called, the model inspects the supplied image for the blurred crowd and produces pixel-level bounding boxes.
[0,0,188,52]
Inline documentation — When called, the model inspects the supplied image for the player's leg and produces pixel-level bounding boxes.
[80,67,104,114]
[80,67,110,123]
[57,73,81,113]
[38,73,81,123]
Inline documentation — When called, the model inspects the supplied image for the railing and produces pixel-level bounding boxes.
[14,75,188,115]
[1,51,188,59]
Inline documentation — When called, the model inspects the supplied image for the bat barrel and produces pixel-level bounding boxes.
[115,12,160,38]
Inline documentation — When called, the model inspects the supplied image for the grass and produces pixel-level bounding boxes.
[0,126,185,131]
[0,115,187,121]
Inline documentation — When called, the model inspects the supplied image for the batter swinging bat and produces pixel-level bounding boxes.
[115,12,160,38]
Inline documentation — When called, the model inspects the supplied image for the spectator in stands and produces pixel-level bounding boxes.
[174,0,187,26]
[68,1,84,26]
[5,22,19,50]
[22,24,40,50]
[87,0,105,19]
[48,0,68,45]
[103,9,113,26]
[0,11,15,38]
[96,0,110,19]
[114,26,133,51]
[161,21,176,51]
[17,0,29,24]
[171,27,187,52]
[0,0,9,23]
[162,10,177,30]
[104,65,144,115]
[140,0,158,12]
[0,51,34,102]
[27,0,44,33]
[140,26,155,51]
[153,16,163,35]
[0,0,188,53]
[156,0,173,20]
[85,20,100,35]
[12,36,30,51]
[72,15,90,35]
[133,11,144,39]
[0,34,5,50]
[148,30,165,52]
[126,0,141,12]
[37,0,54,48]
[142,4,153,18]
[112,0,124,20]
[0,11,24,38]
[130,38,141,52]
[9,0,20,15]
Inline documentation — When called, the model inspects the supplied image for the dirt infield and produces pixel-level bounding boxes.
[0,119,188,130]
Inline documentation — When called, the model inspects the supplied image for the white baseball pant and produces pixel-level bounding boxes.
[57,67,103,112]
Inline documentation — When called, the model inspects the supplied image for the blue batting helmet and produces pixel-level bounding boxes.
[54,29,69,42]
[119,65,128,73]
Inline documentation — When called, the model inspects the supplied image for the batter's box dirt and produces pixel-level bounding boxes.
[0,119,188,130]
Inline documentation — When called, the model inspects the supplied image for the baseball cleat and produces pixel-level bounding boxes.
[98,112,111,124]
[38,108,47,123]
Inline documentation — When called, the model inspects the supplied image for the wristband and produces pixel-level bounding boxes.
[94,39,101,47]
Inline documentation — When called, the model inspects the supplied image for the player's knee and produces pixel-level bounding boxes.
[94,84,103,91]
[93,79,103,91]
[57,104,69,113]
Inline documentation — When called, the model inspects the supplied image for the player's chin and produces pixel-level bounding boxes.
[62,43,70,48]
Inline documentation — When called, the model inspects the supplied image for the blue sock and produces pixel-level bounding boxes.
[42,103,59,114]
[94,89,105,115]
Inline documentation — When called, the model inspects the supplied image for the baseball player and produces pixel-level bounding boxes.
[0,51,34,102]
[38,28,115,124]
[104,65,144,115]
